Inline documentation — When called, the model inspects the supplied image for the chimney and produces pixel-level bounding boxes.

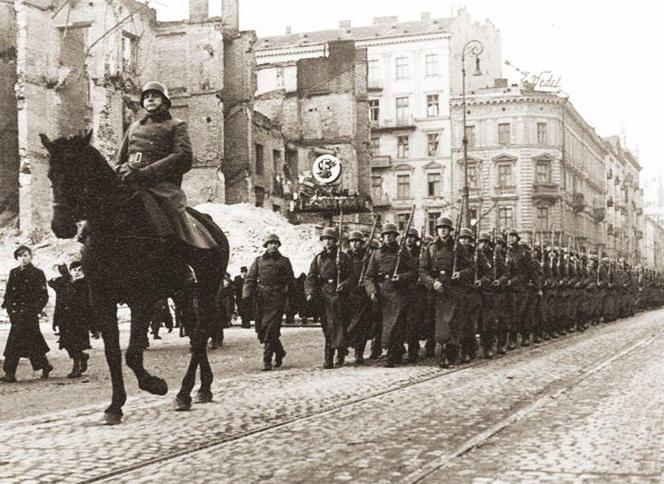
[286,26,292,34]
[421,12,431,20]
[189,0,208,22]
[222,0,239,32]
[339,20,351,29]
[373,16,398,26]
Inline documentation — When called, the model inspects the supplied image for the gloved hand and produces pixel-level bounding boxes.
[433,280,443,292]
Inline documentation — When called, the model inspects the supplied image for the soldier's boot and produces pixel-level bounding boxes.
[496,331,507,355]
[67,358,82,379]
[424,338,436,358]
[481,333,495,359]
[0,373,17,383]
[520,331,531,347]
[262,345,273,371]
[438,344,452,369]
[335,347,347,367]
[40,360,54,380]
[533,329,543,344]
[369,337,382,360]
[80,352,90,373]
[323,344,334,369]
[354,346,365,365]
[506,332,518,351]
[406,341,419,364]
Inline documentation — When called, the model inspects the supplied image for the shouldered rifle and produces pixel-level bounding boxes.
[336,206,343,288]
[392,204,416,280]
[357,217,379,286]
[452,207,463,274]
[473,235,479,285]
[492,228,498,281]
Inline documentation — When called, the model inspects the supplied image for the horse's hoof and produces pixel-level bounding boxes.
[174,396,192,411]
[195,391,213,404]
[102,411,123,425]
[139,376,168,396]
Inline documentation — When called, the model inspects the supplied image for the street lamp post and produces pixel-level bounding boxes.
[460,40,484,228]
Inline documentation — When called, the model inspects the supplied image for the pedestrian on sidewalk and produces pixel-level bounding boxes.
[48,261,92,378]
[234,267,252,328]
[1,245,53,382]
[243,234,295,371]
[49,263,70,336]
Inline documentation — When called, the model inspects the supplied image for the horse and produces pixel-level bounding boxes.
[40,131,229,424]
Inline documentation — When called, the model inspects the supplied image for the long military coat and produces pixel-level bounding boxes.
[419,236,473,345]
[243,251,295,344]
[117,110,215,249]
[364,242,417,350]
[2,264,50,358]
[48,277,92,354]
[305,248,352,349]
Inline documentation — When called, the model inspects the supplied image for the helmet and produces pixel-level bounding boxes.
[478,232,491,243]
[263,233,281,248]
[381,223,400,236]
[519,239,531,250]
[435,216,453,229]
[508,230,520,240]
[422,235,434,244]
[406,228,420,240]
[459,227,474,240]
[141,81,171,109]
[319,227,338,241]
[495,235,506,245]
[348,230,365,242]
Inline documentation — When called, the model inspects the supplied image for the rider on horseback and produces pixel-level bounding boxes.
[116,81,216,250]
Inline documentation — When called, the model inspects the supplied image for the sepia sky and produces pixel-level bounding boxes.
[152,0,663,192]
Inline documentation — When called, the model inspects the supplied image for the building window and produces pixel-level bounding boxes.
[536,161,552,184]
[397,135,409,159]
[497,163,513,188]
[371,176,383,201]
[396,97,409,122]
[285,149,298,179]
[465,125,476,147]
[428,212,441,237]
[537,206,549,230]
[498,123,511,145]
[368,58,379,79]
[255,144,264,176]
[272,149,282,173]
[427,172,441,197]
[397,174,410,199]
[371,137,380,156]
[537,122,548,144]
[425,54,439,76]
[122,33,137,70]
[427,132,440,156]
[395,56,409,80]
[397,213,410,231]
[426,94,439,117]
[369,99,380,123]
[255,187,265,207]
[498,207,514,231]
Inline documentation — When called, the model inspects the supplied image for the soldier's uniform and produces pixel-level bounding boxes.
[492,235,511,354]
[474,232,496,359]
[243,234,295,371]
[404,228,425,363]
[505,231,538,348]
[365,224,418,367]
[305,228,353,368]
[345,231,374,364]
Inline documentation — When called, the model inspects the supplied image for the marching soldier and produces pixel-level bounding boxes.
[419,217,471,368]
[243,234,295,371]
[456,228,477,363]
[492,234,511,354]
[404,228,424,363]
[474,232,496,359]
[1,245,53,382]
[420,235,436,357]
[505,231,539,348]
[345,230,374,364]
[305,227,352,369]
[364,224,418,367]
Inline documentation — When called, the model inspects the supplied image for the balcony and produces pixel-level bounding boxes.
[572,192,585,213]
[532,183,560,203]
[372,194,391,208]
[372,116,416,132]
[371,155,392,169]
[368,77,383,91]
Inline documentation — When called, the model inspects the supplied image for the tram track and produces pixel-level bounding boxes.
[80,319,658,484]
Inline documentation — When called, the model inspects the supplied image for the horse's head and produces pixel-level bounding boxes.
[41,130,109,239]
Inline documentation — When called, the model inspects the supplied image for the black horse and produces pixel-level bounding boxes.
[41,131,229,424]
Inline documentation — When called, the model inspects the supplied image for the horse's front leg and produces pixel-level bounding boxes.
[126,302,168,396]
[175,287,201,411]
[97,299,126,425]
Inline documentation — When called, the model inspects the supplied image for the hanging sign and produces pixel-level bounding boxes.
[312,154,342,185]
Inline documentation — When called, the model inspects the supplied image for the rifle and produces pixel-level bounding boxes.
[392,204,416,280]
[357,217,379,286]
[473,233,479,284]
[452,206,464,274]
[336,206,343,288]
[492,228,498,281]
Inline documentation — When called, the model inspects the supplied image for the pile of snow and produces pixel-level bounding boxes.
[196,203,321,276]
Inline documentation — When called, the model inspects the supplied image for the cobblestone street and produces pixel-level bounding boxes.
[0,310,663,483]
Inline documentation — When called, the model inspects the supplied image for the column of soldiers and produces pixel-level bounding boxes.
[244,218,664,370]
